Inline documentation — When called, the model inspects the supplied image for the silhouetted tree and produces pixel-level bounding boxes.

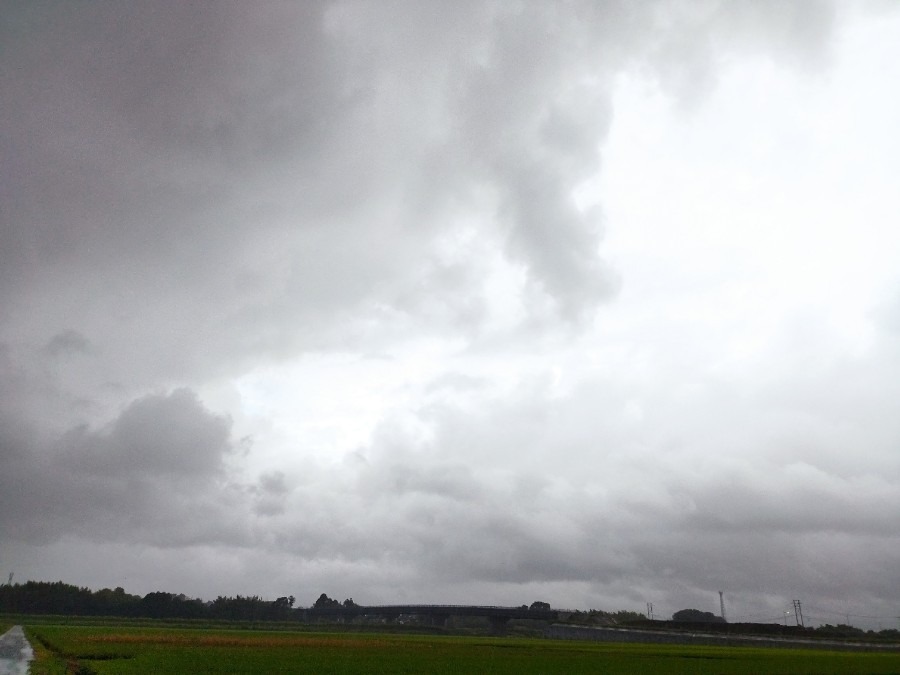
[672,608,725,623]
[313,593,340,609]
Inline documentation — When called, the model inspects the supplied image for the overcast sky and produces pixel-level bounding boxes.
[2,0,900,628]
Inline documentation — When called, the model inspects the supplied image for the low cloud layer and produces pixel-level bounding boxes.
[0,389,237,546]
[3,0,899,628]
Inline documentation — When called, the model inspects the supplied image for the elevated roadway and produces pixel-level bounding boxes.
[304,604,559,629]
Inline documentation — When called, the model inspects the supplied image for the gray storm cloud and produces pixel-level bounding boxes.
[5,0,899,628]
[0,389,240,546]
[60,389,232,478]
[0,0,837,380]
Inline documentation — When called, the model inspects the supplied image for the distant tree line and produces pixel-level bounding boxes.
[0,581,301,621]
[556,608,648,625]
[0,582,556,625]
[3,581,896,641]
[632,609,900,642]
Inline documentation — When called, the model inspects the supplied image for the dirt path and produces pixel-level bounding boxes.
[0,626,33,675]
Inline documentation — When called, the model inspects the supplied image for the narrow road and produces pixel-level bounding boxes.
[0,626,33,675]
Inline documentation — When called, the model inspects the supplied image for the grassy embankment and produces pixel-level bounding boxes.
[21,622,900,675]
[23,626,69,675]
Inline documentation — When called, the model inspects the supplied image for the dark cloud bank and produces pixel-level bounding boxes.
[3,1,900,627]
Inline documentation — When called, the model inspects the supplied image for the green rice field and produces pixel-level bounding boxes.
[21,623,900,674]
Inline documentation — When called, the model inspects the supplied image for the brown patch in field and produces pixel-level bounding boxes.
[84,634,396,649]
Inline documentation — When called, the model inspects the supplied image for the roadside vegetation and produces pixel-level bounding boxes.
[22,626,68,675]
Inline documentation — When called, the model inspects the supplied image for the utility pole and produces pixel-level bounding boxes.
[719,591,727,622]
[792,599,804,627]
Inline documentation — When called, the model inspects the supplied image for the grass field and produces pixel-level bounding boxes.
[22,623,900,674]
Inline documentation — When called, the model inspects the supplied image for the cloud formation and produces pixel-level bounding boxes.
[0,389,237,546]
[2,0,899,628]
